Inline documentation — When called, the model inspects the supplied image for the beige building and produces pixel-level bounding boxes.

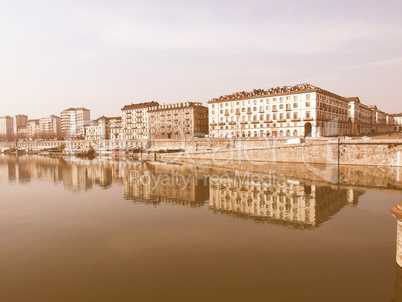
[149,102,208,139]
[0,116,13,139]
[346,97,374,135]
[39,115,61,139]
[84,116,110,141]
[208,84,351,138]
[390,113,402,132]
[109,117,122,141]
[13,115,28,136]
[61,108,90,139]
[27,119,40,139]
[121,101,159,140]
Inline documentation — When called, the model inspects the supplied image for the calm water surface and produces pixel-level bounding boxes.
[1,155,402,302]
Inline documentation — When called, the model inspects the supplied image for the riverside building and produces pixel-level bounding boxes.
[208,84,351,138]
[120,101,159,140]
[148,102,208,139]
[61,108,90,139]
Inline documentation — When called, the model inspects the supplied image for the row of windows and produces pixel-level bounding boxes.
[210,95,312,109]
[212,111,311,123]
[211,102,312,115]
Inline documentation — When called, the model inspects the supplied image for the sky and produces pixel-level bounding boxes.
[1,0,401,119]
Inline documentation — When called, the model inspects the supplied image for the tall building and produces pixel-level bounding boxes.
[121,101,159,139]
[13,115,28,136]
[149,102,208,139]
[61,108,90,139]
[0,116,13,139]
[27,119,40,139]
[39,115,61,139]
[208,84,351,138]
[109,117,122,141]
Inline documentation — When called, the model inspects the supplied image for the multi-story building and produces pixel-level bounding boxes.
[390,113,402,132]
[346,97,374,135]
[109,117,122,141]
[148,102,208,139]
[13,115,28,136]
[120,101,159,140]
[368,106,388,133]
[208,84,351,138]
[84,116,110,141]
[27,119,40,139]
[61,108,90,139]
[0,116,13,139]
[39,115,61,139]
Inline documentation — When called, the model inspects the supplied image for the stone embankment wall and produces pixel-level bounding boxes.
[1,138,402,167]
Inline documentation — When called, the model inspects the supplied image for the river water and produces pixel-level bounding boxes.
[1,154,402,302]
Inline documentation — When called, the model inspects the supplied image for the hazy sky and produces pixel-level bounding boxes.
[1,0,401,119]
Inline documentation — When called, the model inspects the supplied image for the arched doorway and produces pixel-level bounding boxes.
[304,123,312,137]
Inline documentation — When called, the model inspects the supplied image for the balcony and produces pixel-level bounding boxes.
[240,121,248,124]
[303,117,313,121]
[235,112,241,115]
[219,122,225,125]
[278,119,286,122]
[229,121,236,125]
[272,109,277,112]
[264,120,273,123]
[225,113,229,116]
[210,123,217,126]
[291,118,300,122]
[251,121,259,124]
[286,107,291,111]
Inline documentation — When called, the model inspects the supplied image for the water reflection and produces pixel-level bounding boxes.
[209,170,363,228]
[0,154,378,229]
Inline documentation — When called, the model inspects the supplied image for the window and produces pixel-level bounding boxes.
[294,96,298,100]
[286,96,291,100]
[280,113,284,119]
[306,102,311,107]
[273,113,277,120]
[212,110,215,115]
[266,105,270,110]
[293,103,298,108]
[306,94,311,100]
[272,105,277,111]
[279,104,284,109]
[266,114,270,120]
[293,112,298,119]
[306,111,311,118]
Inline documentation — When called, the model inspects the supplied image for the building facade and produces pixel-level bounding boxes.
[208,84,351,138]
[27,119,40,139]
[120,101,159,140]
[13,115,28,136]
[148,102,208,139]
[39,115,61,139]
[84,116,110,141]
[0,116,13,139]
[61,108,90,139]
[346,97,374,135]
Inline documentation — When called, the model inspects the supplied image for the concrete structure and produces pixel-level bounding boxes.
[121,101,159,140]
[208,84,351,138]
[61,108,90,139]
[12,115,28,136]
[148,102,208,139]
[0,116,13,139]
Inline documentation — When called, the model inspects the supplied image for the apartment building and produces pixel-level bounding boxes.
[120,101,159,140]
[84,116,111,141]
[208,84,351,138]
[109,117,122,140]
[148,102,208,139]
[39,115,61,139]
[0,116,13,138]
[27,119,40,138]
[13,115,28,135]
[61,108,90,139]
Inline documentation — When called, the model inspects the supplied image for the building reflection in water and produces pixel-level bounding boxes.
[209,170,363,229]
[0,154,370,228]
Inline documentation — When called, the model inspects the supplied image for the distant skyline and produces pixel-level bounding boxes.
[1,0,402,119]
